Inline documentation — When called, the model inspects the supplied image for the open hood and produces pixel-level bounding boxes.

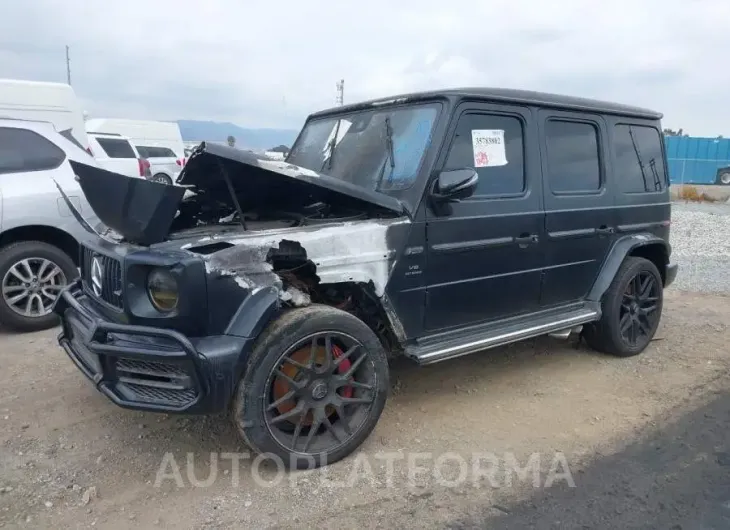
[69,161,186,246]
[68,143,405,246]
[177,142,405,215]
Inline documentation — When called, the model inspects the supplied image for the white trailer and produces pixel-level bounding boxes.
[0,79,89,150]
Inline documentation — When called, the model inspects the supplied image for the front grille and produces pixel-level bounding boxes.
[115,358,188,378]
[81,247,123,308]
[122,383,197,406]
[114,358,197,407]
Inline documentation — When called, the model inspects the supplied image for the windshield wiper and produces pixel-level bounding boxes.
[375,117,396,190]
[385,117,395,171]
[321,119,342,172]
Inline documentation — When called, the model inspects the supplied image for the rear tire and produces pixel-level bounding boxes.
[583,257,663,357]
[0,241,78,332]
[231,305,389,469]
[151,173,172,185]
[717,170,730,186]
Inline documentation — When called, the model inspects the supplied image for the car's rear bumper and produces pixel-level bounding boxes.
[665,262,679,288]
[54,280,251,414]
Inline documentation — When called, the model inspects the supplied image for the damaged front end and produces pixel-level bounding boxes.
[65,141,409,309]
[54,142,411,413]
[70,142,405,246]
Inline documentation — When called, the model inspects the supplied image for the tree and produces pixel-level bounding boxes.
[227,135,236,147]
[269,144,290,155]
[663,128,688,137]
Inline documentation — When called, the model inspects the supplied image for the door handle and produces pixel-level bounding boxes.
[515,234,539,247]
[596,226,615,235]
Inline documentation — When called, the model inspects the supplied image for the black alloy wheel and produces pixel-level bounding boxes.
[619,269,661,347]
[583,257,664,357]
[264,332,376,455]
[232,305,389,469]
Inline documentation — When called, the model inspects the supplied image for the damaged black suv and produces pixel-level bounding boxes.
[55,88,678,469]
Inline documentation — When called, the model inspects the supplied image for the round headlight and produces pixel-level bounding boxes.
[147,268,179,312]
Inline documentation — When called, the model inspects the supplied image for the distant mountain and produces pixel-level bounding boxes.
[177,120,299,151]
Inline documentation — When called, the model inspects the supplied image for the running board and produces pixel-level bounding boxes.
[405,307,600,366]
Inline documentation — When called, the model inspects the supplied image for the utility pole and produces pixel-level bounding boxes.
[336,79,344,106]
[65,45,71,85]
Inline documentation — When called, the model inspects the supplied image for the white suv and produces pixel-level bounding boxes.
[0,119,100,331]
[134,145,183,184]
[88,131,151,180]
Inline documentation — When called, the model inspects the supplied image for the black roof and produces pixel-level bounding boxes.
[309,87,662,120]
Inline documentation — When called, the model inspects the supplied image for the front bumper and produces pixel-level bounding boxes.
[665,262,679,288]
[54,280,251,414]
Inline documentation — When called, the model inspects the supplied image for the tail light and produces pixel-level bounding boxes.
[86,146,93,156]
[138,158,151,177]
[176,159,182,166]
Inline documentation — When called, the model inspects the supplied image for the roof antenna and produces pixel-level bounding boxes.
[216,160,247,231]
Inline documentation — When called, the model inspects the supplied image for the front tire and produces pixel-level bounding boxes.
[717,170,730,186]
[231,305,389,469]
[583,257,664,357]
[0,241,78,332]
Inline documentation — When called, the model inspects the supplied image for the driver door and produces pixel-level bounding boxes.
[423,103,545,333]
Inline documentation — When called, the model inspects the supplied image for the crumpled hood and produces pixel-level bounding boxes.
[69,142,405,246]
[69,161,186,246]
[176,142,405,214]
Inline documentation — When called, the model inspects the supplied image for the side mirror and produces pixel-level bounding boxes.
[431,168,479,202]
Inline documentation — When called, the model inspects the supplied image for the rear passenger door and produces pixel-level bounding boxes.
[0,126,83,223]
[423,103,544,332]
[538,111,617,307]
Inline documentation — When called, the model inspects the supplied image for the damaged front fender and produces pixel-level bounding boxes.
[223,285,282,339]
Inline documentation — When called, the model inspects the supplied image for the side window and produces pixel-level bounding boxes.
[613,124,666,192]
[136,146,150,158]
[148,147,177,158]
[443,113,525,196]
[545,120,601,193]
[95,138,136,158]
[0,127,66,174]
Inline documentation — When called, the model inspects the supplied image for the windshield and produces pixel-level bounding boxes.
[287,103,440,192]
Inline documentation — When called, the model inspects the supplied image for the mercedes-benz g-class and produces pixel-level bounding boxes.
[54,88,678,469]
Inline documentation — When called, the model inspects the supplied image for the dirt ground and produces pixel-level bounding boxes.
[1,289,729,529]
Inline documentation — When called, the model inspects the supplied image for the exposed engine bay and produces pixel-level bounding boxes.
[167,199,371,241]
[66,142,406,247]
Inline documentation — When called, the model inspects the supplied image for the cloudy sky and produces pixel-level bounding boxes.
[2,0,728,135]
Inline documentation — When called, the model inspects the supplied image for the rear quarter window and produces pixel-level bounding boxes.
[59,129,86,151]
[95,137,136,158]
[613,124,667,193]
[0,128,66,174]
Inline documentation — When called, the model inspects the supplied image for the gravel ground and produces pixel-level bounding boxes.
[448,382,730,530]
[0,203,728,529]
[670,201,730,293]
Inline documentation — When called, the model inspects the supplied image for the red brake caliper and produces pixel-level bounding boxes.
[332,344,354,398]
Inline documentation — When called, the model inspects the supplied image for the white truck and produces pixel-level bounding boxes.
[0,79,90,151]
[85,118,186,184]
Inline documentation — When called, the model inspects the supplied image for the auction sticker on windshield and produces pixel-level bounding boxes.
[471,129,507,168]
